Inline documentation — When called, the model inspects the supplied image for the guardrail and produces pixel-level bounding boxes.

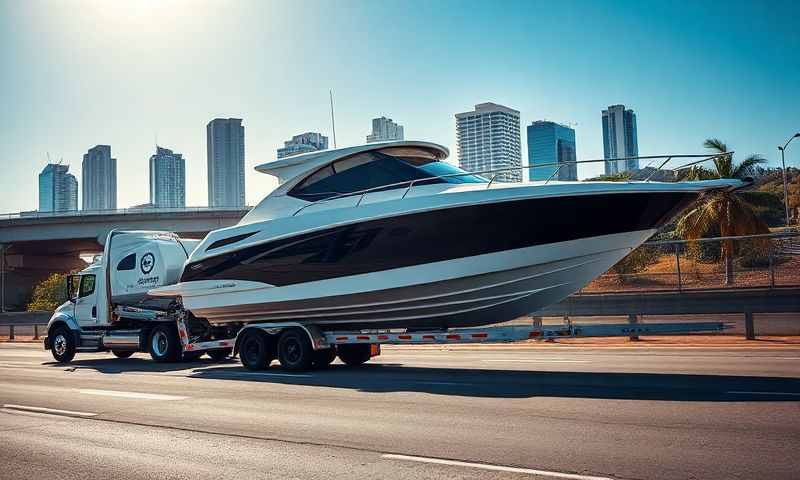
[0,205,252,221]
[0,312,51,340]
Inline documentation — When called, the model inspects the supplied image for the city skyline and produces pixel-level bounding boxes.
[1,1,798,212]
[456,102,522,183]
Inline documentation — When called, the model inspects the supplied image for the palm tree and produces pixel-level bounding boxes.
[676,138,769,285]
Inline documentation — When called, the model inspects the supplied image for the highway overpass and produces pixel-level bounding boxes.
[0,207,249,310]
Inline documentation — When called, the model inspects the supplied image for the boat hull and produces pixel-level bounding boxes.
[180,229,653,330]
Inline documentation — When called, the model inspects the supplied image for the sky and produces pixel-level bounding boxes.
[0,0,798,212]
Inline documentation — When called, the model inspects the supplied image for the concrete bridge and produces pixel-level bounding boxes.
[0,207,249,311]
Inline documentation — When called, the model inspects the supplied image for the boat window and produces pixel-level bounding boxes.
[117,253,136,271]
[79,274,96,298]
[289,149,486,201]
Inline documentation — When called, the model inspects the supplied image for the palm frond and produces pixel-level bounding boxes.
[731,154,766,179]
[703,138,728,153]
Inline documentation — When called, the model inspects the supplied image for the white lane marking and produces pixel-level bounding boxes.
[213,371,313,378]
[727,391,800,396]
[79,389,187,401]
[414,381,477,386]
[481,359,590,364]
[0,351,49,358]
[382,453,617,480]
[2,404,97,418]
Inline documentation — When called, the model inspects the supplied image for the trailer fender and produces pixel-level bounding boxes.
[233,322,329,357]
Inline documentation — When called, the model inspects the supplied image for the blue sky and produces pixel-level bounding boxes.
[1,0,798,211]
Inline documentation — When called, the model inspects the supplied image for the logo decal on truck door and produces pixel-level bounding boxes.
[140,252,155,274]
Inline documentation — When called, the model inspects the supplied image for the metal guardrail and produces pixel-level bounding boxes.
[0,312,51,340]
[292,152,733,216]
[0,205,252,221]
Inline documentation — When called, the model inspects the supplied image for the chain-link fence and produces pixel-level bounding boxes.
[582,232,800,293]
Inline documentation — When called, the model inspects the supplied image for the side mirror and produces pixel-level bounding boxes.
[65,275,78,303]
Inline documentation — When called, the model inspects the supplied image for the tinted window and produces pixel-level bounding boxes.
[117,253,136,271]
[80,275,96,298]
[289,150,485,201]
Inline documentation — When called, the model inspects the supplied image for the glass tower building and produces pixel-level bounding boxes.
[602,105,639,175]
[149,146,186,208]
[277,132,329,159]
[526,121,577,181]
[207,118,245,207]
[38,163,78,213]
[82,145,117,211]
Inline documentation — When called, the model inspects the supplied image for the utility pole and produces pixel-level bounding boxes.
[779,133,800,226]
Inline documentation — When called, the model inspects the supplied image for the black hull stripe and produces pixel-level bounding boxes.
[181,192,696,286]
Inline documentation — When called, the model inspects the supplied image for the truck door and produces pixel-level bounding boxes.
[74,274,97,326]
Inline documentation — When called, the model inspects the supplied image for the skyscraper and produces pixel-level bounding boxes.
[366,117,404,143]
[149,146,185,208]
[207,118,245,207]
[38,163,78,212]
[527,121,577,181]
[455,103,522,183]
[602,105,639,175]
[82,145,117,211]
[277,132,329,159]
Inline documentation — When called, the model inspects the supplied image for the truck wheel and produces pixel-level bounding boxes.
[240,331,273,371]
[338,344,372,367]
[111,350,134,359]
[207,348,232,362]
[277,329,313,371]
[312,346,337,369]
[50,327,76,363]
[149,324,180,363]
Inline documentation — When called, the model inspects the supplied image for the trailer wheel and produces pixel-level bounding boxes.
[111,350,134,359]
[50,326,76,363]
[240,331,273,371]
[149,324,180,363]
[312,346,337,369]
[207,348,232,362]
[277,328,314,371]
[337,344,372,367]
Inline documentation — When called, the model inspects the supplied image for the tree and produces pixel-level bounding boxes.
[27,273,68,312]
[676,138,770,285]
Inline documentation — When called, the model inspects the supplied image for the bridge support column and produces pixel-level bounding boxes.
[628,314,640,341]
[744,311,755,340]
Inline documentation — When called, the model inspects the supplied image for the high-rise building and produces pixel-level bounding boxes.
[149,146,185,208]
[277,132,329,159]
[366,116,404,143]
[81,145,117,211]
[527,121,577,181]
[38,163,78,212]
[207,118,245,207]
[602,105,639,175]
[455,102,522,183]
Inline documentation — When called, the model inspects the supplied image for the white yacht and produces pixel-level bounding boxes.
[150,140,745,330]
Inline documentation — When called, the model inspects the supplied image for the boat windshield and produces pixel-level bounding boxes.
[289,148,486,201]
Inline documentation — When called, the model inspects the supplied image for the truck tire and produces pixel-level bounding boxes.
[239,331,273,371]
[149,324,180,363]
[277,328,314,372]
[111,350,134,359]
[207,348,232,362]
[50,326,76,363]
[312,346,337,369]
[337,344,372,367]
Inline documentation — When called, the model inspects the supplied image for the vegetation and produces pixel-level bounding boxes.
[610,245,660,281]
[27,273,69,312]
[675,138,770,285]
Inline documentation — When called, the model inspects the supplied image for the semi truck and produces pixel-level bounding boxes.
[44,230,726,371]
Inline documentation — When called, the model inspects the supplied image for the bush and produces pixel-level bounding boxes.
[611,245,660,279]
[27,273,68,312]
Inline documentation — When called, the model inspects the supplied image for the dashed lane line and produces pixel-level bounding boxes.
[78,389,188,401]
[2,404,98,418]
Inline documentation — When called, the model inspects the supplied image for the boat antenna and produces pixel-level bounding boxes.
[329,89,337,148]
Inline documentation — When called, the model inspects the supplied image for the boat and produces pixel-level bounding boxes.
[149,140,747,330]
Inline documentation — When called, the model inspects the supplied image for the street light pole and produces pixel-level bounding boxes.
[778,133,800,226]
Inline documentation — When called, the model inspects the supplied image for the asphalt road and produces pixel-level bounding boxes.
[1,342,799,480]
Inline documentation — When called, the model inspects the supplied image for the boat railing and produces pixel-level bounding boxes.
[292,151,733,216]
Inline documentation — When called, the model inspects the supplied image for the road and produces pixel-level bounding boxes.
[1,342,799,480]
